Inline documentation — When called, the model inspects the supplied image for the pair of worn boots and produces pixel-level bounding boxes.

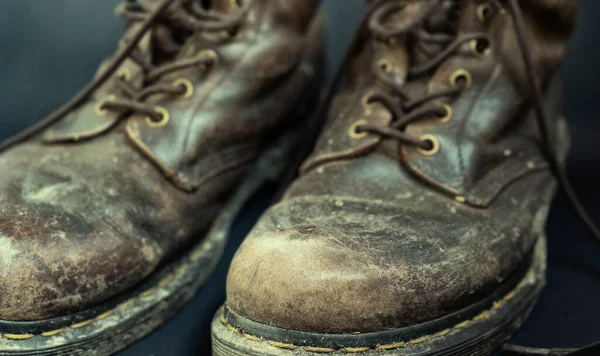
[0,0,589,355]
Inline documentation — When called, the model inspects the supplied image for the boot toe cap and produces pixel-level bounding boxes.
[225,196,531,334]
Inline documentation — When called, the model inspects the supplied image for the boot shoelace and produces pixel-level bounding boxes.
[0,0,249,150]
[357,0,484,151]
[102,0,249,125]
[293,1,600,355]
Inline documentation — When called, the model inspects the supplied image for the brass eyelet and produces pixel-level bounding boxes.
[173,78,194,100]
[349,120,369,139]
[450,69,472,89]
[220,29,242,41]
[116,68,132,82]
[199,49,219,70]
[230,0,242,10]
[377,58,393,74]
[437,104,453,123]
[94,95,116,117]
[417,134,440,156]
[145,106,171,128]
[361,91,377,109]
[477,3,493,22]
[469,39,490,57]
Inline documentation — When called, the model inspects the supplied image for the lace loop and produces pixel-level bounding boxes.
[356,1,485,151]
[101,1,249,127]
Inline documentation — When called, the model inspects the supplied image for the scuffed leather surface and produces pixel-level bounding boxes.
[0,0,323,321]
[226,0,575,333]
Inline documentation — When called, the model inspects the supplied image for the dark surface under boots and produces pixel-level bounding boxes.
[1,0,600,355]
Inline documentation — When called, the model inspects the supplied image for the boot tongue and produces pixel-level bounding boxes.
[409,0,460,69]
[423,0,459,33]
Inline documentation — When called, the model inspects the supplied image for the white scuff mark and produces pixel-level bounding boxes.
[0,236,20,267]
[24,182,74,203]
[396,192,413,200]
[51,231,68,242]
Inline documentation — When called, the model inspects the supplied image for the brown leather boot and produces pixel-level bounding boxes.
[0,0,324,354]
[213,0,578,355]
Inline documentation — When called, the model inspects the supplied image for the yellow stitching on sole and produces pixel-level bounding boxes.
[268,341,297,349]
[434,329,450,337]
[141,287,157,298]
[96,310,113,320]
[305,347,335,353]
[4,333,34,340]
[492,301,503,310]
[41,329,64,337]
[504,291,516,301]
[410,336,428,345]
[473,311,489,321]
[243,333,262,341]
[453,320,470,329]
[376,341,405,351]
[71,320,93,329]
[176,264,189,277]
[158,275,173,288]
[227,325,241,334]
[120,299,135,309]
[341,347,370,353]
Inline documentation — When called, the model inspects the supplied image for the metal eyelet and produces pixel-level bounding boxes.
[417,134,440,156]
[469,39,490,57]
[220,29,242,41]
[450,69,472,89]
[348,120,369,139]
[477,3,493,22]
[230,0,242,10]
[94,95,116,117]
[198,49,219,70]
[173,78,194,100]
[361,91,377,109]
[437,104,453,123]
[116,68,132,82]
[377,58,393,73]
[145,106,171,128]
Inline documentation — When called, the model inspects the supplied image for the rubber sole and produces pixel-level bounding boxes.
[211,235,547,356]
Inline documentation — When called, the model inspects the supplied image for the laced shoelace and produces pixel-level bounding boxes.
[357,0,486,151]
[103,0,249,124]
[0,0,249,151]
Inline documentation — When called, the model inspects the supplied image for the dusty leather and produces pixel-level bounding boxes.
[0,0,324,321]
[226,0,576,334]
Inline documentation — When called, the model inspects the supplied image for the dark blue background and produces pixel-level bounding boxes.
[1,1,600,354]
